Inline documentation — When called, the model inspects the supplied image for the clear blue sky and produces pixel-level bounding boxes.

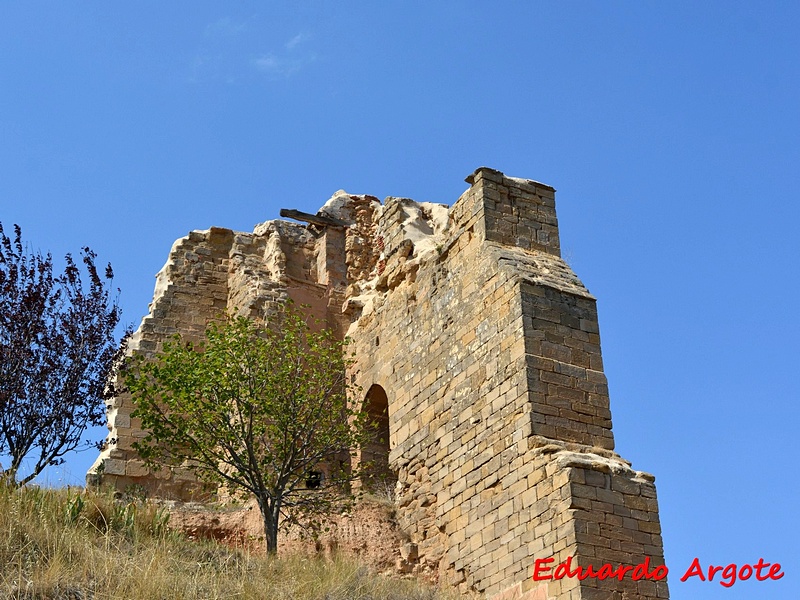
[1,3,797,598]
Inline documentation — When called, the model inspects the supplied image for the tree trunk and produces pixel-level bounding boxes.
[256,494,280,554]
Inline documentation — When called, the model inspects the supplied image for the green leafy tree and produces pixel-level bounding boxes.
[126,309,368,554]
[0,223,127,486]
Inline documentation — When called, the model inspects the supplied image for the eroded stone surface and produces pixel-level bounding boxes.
[89,167,668,599]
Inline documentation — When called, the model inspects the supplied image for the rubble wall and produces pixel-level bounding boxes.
[89,222,340,497]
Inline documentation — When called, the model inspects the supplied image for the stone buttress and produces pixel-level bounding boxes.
[90,168,668,600]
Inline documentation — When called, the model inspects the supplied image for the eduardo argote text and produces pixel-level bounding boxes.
[532,556,784,588]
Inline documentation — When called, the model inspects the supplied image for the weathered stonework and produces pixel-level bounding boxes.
[89,167,668,599]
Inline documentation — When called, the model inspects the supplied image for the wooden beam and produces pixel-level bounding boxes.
[279,209,348,228]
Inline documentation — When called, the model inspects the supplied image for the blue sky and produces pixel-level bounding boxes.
[1,2,798,598]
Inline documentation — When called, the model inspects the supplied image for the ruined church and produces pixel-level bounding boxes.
[89,167,668,600]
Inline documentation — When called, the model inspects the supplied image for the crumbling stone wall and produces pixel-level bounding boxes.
[90,168,668,599]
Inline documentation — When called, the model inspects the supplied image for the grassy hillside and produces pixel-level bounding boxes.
[0,485,455,600]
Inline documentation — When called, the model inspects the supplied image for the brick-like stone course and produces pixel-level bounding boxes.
[89,168,668,599]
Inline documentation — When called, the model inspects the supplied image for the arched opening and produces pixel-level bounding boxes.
[360,384,396,493]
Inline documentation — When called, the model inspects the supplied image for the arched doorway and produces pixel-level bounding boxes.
[360,384,396,492]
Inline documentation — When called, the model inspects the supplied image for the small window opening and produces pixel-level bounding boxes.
[306,470,323,489]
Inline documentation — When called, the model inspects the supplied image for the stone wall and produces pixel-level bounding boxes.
[90,167,668,599]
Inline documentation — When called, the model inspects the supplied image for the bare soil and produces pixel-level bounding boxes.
[167,497,406,574]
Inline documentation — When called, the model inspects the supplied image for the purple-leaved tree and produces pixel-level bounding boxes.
[0,223,128,486]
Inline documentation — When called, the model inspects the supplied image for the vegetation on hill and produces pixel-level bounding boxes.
[0,485,454,600]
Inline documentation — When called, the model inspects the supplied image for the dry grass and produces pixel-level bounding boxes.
[0,485,457,600]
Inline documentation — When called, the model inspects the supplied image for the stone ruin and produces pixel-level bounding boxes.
[89,167,669,600]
